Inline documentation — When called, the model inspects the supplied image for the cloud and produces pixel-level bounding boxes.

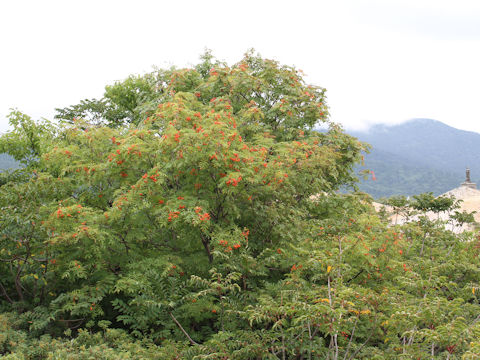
[347,0,480,40]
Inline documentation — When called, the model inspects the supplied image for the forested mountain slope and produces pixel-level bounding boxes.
[350,119,478,198]
[0,153,18,170]
[355,147,460,198]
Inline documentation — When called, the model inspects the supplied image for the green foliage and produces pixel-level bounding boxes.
[1,51,480,359]
[0,110,56,167]
[411,192,460,214]
[55,74,159,127]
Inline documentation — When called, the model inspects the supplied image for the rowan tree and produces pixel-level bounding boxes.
[1,51,479,359]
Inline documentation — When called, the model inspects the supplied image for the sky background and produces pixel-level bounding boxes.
[1,0,480,133]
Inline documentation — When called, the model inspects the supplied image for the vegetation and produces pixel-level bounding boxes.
[1,51,480,359]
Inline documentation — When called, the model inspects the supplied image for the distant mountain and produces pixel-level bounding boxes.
[349,119,479,198]
[354,147,460,198]
[0,119,475,198]
[0,153,18,170]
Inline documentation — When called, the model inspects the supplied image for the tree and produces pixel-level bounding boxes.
[2,51,479,359]
[0,110,55,167]
[54,74,159,127]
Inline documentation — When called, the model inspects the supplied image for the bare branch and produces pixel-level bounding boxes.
[169,312,198,346]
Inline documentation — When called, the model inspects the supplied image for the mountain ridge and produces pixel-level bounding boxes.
[349,118,480,198]
[1,119,477,199]
[0,153,18,171]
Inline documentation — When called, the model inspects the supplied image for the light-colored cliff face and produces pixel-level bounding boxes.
[372,169,480,233]
[373,184,480,233]
[442,185,480,208]
[441,185,480,231]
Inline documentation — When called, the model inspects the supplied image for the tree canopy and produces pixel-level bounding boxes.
[1,51,480,359]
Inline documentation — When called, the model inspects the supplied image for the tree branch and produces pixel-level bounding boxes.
[200,234,213,263]
[169,312,198,346]
[347,315,377,360]
[0,282,13,304]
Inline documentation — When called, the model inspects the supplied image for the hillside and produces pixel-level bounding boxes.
[0,153,18,170]
[354,147,460,198]
[350,119,479,198]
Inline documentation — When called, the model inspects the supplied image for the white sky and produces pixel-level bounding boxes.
[1,0,480,133]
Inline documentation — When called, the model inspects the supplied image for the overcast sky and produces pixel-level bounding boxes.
[1,0,480,133]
